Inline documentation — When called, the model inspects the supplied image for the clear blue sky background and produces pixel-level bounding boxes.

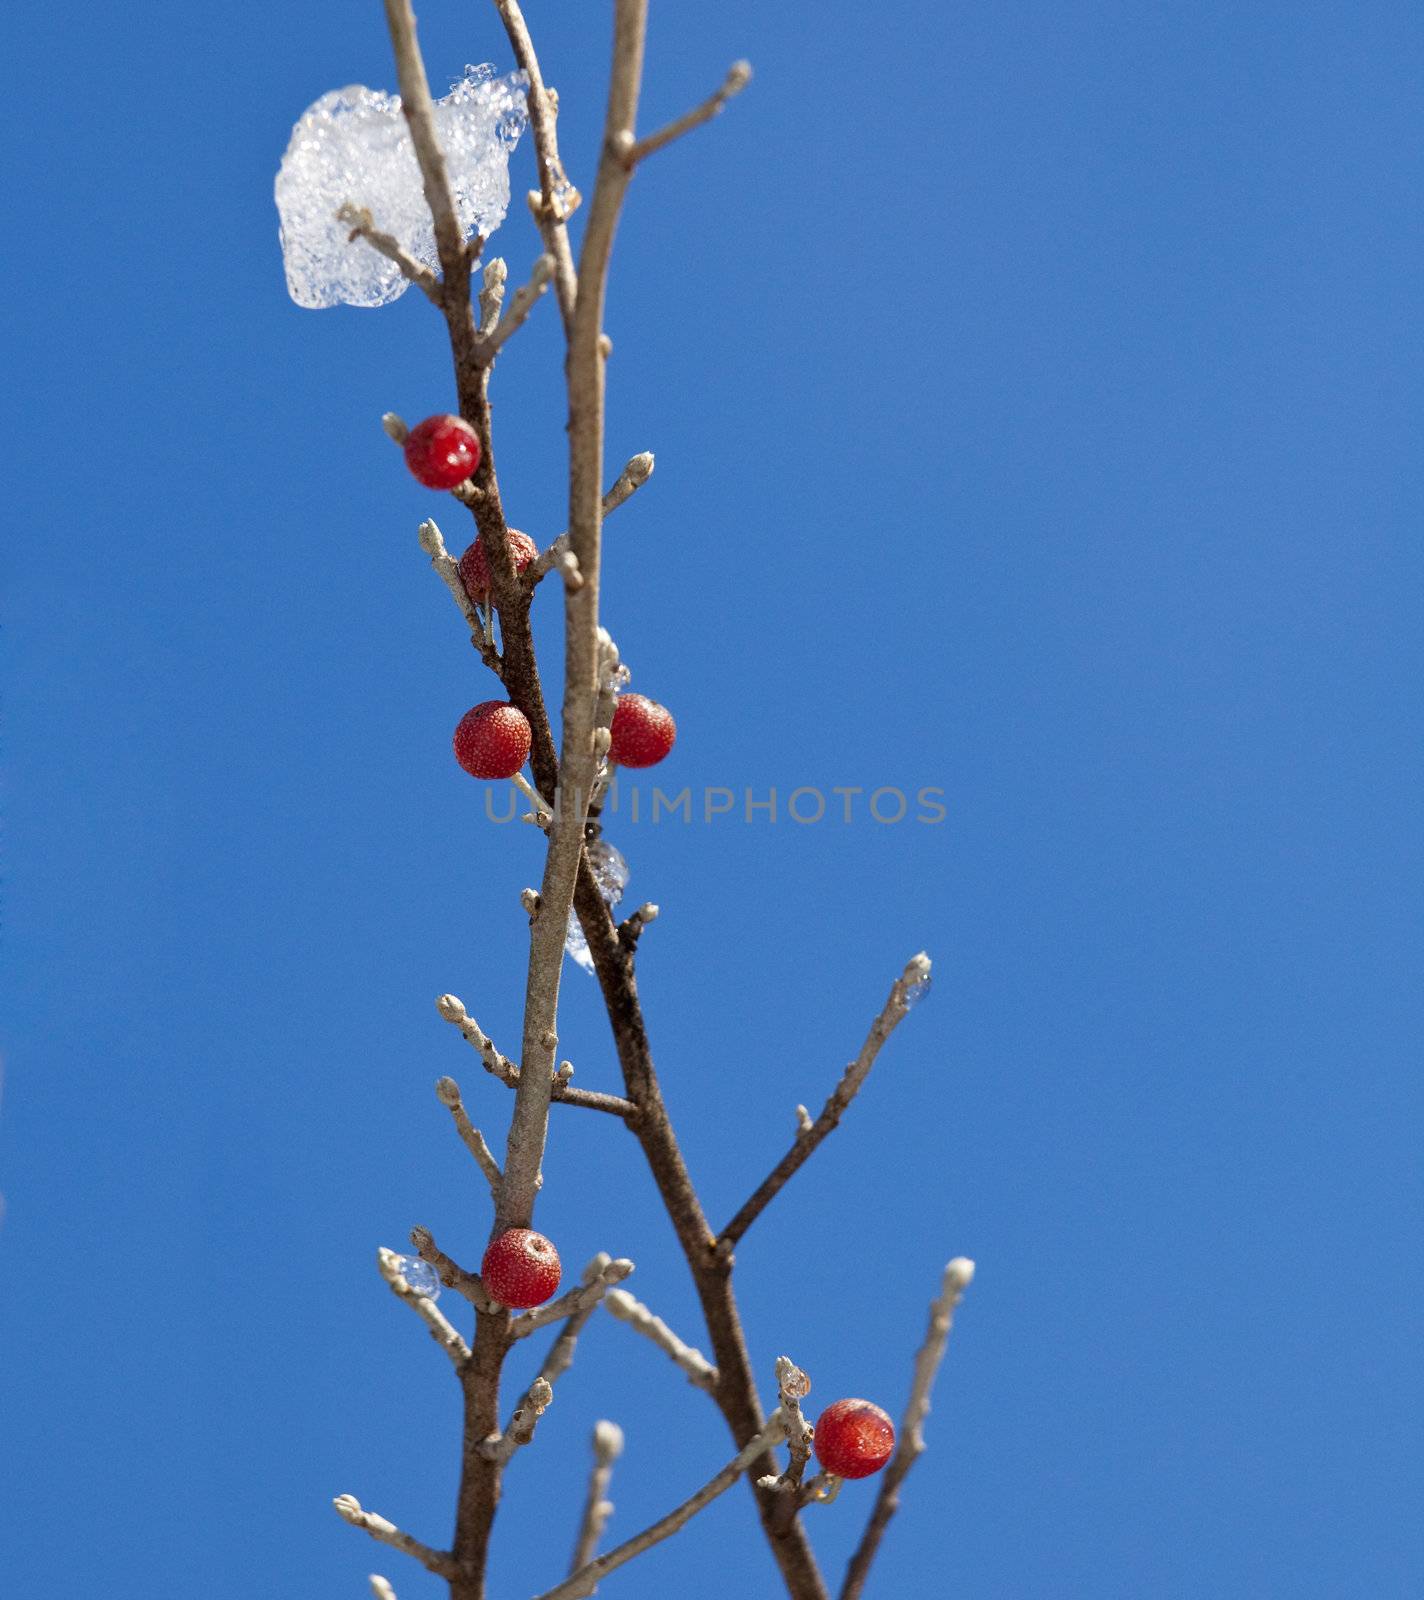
[2,2,1420,1597]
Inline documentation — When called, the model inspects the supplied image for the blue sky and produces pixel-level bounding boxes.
[2,2,1421,1597]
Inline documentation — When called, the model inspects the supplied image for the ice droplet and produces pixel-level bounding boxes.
[903,974,932,1008]
[275,64,528,308]
[565,839,629,973]
[393,1256,441,1299]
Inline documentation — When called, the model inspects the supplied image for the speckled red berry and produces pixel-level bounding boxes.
[459,529,539,602]
[404,414,482,489]
[453,701,531,780]
[813,1399,895,1479]
[608,694,676,768]
[481,1227,562,1309]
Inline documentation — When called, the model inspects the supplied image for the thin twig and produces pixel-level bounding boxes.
[618,902,659,951]
[417,520,504,676]
[490,0,580,330]
[485,1261,622,1462]
[531,453,655,582]
[479,254,554,359]
[480,1375,554,1463]
[840,1259,976,1600]
[603,1287,719,1392]
[532,1411,790,1600]
[332,1496,460,1581]
[626,62,752,165]
[493,0,656,1238]
[551,1079,639,1119]
[381,0,468,287]
[376,1247,470,1368]
[434,1077,502,1196]
[569,1420,624,1576]
[479,258,508,333]
[761,1356,814,1519]
[436,994,520,1087]
[510,1252,635,1339]
[717,954,933,1250]
[336,205,440,300]
[408,1226,498,1314]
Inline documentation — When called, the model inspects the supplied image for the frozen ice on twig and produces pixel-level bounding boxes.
[566,840,629,974]
[276,64,529,308]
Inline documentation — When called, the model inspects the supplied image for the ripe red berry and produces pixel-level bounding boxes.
[481,1227,562,1309]
[458,529,539,602]
[404,413,482,490]
[453,701,531,780]
[608,694,676,768]
[812,1399,895,1480]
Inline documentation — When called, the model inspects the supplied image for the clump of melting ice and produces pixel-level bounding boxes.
[566,840,630,974]
[276,64,528,308]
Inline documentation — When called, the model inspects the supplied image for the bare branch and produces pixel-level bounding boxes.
[434,1077,502,1195]
[717,953,933,1250]
[510,1251,635,1340]
[551,1079,639,1118]
[380,0,468,288]
[408,1225,498,1314]
[763,1357,814,1509]
[489,0,579,330]
[618,901,659,951]
[840,1259,976,1600]
[480,1375,554,1463]
[486,1257,629,1463]
[332,1496,460,1581]
[570,1420,624,1576]
[376,1247,470,1368]
[532,1411,790,1600]
[336,205,440,301]
[603,1287,719,1392]
[415,522,504,676]
[627,61,752,165]
[479,258,508,333]
[436,993,520,1087]
[479,254,554,359]
[531,453,655,583]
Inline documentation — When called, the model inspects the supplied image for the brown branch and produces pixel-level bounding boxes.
[495,0,655,1238]
[489,0,579,331]
[337,205,441,300]
[717,954,933,1251]
[626,61,752,166]
[573,881,830,1600]
[840,1259,976,1600]
[409,1225,499,1315]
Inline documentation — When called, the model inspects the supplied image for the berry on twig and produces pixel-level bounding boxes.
[404,413,482,489]
[482,1227,562,1309]
[454,701,532,780]
[812,1398,895,1480]
[608,693,676,768]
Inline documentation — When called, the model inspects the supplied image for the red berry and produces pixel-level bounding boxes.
[812,1399,895,1480]
[459,529,539,602]
[453,701,531,780]
[404,413,482,489]
[608,694,676,768]
[481,1227,562,1309]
